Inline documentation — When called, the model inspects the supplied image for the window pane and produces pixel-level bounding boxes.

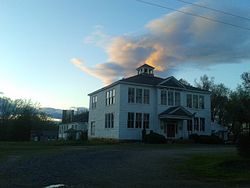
[143,89,150,104]
[91,121,95,135]
[194,118,199,131]
[199,95,205,109]
[135,113,142,128]
[111,113,114,128]
[193,95,198,109]
[105,114,108,128]
[187,94,192,108]
[127,112,134,128]
[143,113,149,129]
[187,120,192,131]
[136,89,142,103]
[175,92,180,106]
[200,118,205,131]
[161,90,167,105]
[128,88,135,103]
[168,91,174,106]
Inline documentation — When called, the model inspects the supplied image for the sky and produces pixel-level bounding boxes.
[0,0,250,109]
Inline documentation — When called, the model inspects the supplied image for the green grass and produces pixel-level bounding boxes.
[179,153,250,183]
[0,140,190,160]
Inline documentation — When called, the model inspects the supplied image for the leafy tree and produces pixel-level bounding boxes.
[0,97,55,141]
[195,75,230,124]
[179,78,191,86]
[195,75,214,91]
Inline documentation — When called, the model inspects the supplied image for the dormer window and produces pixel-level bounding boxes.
[136,64,154,76]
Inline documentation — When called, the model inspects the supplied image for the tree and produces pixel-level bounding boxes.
[226,72,250,138]
[0,97,55,141]
[179,78,191,86]
[195,75,230,123]
[195,75,214,91]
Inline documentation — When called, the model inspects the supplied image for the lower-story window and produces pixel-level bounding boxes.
[127,112,134,128]
[105,113,114,128]
[143,113,150,129]
[194,118,199,131]
[200,118,205,131]
[135,113,142,128]
[127,112,150,129]
[187,120,192,131]
[90,121,95,135]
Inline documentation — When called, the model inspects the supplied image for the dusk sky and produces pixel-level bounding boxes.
[0,0,250,109]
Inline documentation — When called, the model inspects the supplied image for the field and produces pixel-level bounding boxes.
[0,141,249,188]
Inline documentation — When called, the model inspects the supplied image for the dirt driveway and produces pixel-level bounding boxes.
[0,144,245,188]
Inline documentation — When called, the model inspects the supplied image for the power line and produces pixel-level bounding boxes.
[176,0,250,21]
[136,0,250,31]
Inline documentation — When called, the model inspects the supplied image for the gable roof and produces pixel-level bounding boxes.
[119,74,164,86]
[136,64,155,70]
[89,74,209,95]
[158,76,185,88]
[159,106,194,120]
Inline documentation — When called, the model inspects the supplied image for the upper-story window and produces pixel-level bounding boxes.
[199,95,205,109]
[128,87,150,104]
[187,94,205,109]
[143,89,150,104]
[187,94,192,108]
[161,90,180,106]
[193,95,199,109]
[128,88,135,103]
[136,88,142,103]
[175,92,180,106]
[168,91,174,106]
[91,96,97,109]
[106,89,115,106]
[161,90,167,105]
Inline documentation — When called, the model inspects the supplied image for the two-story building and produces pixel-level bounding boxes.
[88,64,211,140]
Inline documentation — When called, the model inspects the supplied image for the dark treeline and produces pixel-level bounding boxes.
[0,98,57,141]
[194,71,250,140]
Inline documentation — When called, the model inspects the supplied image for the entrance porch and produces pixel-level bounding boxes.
[159,106,194,139]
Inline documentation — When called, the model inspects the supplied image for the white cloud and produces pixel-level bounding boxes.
[84,25,113,48]
[73,1,250,85]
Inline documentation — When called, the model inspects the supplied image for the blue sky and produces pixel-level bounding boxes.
[0,0,249,109]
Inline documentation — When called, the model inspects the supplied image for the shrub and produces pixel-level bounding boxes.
[144,132,166,144]
[189,134,200,143]
[237,134,250,158]
[80,130,88,141]
[189,134,224,144]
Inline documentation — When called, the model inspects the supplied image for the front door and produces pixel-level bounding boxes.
[167,123,176,138]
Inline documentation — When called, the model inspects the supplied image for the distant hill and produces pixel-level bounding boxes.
[40,107,88,120]
[40,108,63,119]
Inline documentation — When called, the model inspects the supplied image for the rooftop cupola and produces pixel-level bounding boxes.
[136,64,155,76]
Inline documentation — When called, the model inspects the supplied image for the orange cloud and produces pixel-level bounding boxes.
[72,1,250,85]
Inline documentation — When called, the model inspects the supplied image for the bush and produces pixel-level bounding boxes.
[237,134,250,158]
[189,134,200,143]
[80,130,88,141]
[144,132,166,144]
[189,134,224,144]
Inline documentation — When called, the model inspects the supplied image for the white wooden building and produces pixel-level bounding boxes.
[88,64,211,140]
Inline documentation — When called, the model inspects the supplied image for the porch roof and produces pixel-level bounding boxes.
[159,106,194,120]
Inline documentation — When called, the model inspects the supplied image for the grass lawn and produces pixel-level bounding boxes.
[179,153,250,184]
[0,140,168,159]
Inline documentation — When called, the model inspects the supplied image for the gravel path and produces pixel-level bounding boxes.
[0,145,246,188]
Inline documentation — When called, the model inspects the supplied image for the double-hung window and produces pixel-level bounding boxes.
[128,88,135,103]
[136,89,142,103]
